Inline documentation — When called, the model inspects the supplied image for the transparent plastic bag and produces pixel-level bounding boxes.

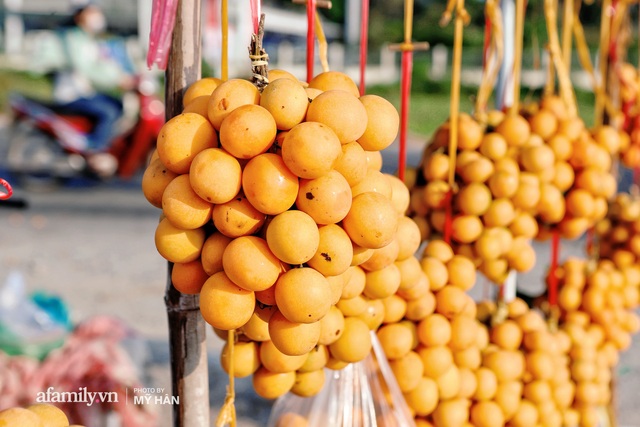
[267,332,416,427]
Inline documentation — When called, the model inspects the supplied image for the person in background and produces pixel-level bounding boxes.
[53,3,136,153]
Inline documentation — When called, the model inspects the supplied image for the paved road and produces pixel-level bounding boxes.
[1,180,638,426]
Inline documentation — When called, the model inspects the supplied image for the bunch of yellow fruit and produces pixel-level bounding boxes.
[0,403,82,427]
[142,70,426,399]
[595,193,640,267]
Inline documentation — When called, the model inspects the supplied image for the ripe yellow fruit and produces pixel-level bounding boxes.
[155,218,205,263]
[404,376,440,416]
[483,198,516,228]
[470,401,505,427]
[459,156,495,183]
[259,339,307,373]
[242,153,299,215]
[207,79,260,129]
[269,310,321,356]
[377,323,414,360]
[220,341,260,377]
[211,193,266,238]
[418,313,451,346]
[457,182,492,216]
[365,149,383,171]
[449,316,478,351]
[329,317,372,363]
[282,122,342,179]
[183,77,222,107]
[201,232,232,275]
[171,260,208,294]
[451,215,483,244]
[435,286,468,319]
[364,263,401,299]
[260,78,309,130]
[275,413,308,427]
[423,239,454,263]
[419,345,453,378]
[341,266,367,299]
[26,404,69,427]
[529,108,558,140]
[436,364,462,400]
[222,236,283,291]
[0,407,44,427]
[474,367,498,401]
[242,304,276,342]
[480,132,508,160]
[454,346,482,370]
[509,399,538,427]
[336,295,368,317]
[343,192,399,249]
[142,158,179,208]
[307,224,353,276]
[268,68,299,82]
[357,298,385,330]
[432,398,470,427]
[390,350,424,392]
[298,345,329,373]
[308,71,360,97]
[306,90,368,144]
[275,267,331,323]
[357,94,399,151]
[157,112,218,174]
[421,256,448,291]
[266,210,320,264]
[396,216,422,260]
[405,291,437,321]
[318,305,345,345]
[496,114,531,146]
[334,141,368,186]
[484,349,525,382]
[200,271,255,330]
[252,367,296,399]
[219,104,276,159]
[351,168,393,199]
[296,170,352,225]
[292,369,326,397]
[189,148,242,204]
[161,174,212,230]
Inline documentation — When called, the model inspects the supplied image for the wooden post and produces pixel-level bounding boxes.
[164,1,210,427]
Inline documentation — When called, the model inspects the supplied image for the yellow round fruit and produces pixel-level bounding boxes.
[200,271,255,330]
[364,263,402,299]
[155,218,205,263]
[390,350,424,392]
[351,168,393,199]
[318,305,345,345]
[268,69,299,82]
[242,153,299,215]
[436,364,462,400]
[220,340,260,377]
[404,376,440,416]
[275,267,331,323]
[432,398,470,427]
[307,224,353,276]
[436,286,468,319]
[308,71,360,97]
[480,132,508,160]
[474,367,498,401]
[405,291,437,321]
[275,413,308,427]
[356,298,385,330]
[357,94,399,151]
[142,158,179,208]
[306,90,368,144]
[470,401,505,427]
[269,310,321,356]
[529,108,558,140]
[252,367,296,399]
[396,216,422,260]
[509,399,538,427]
[457,182,492,216]
[449,315,478,351]
[491,319,523,350]
[459,156,495,183]
[189,148,242,204]
[260,78,309,130]
[222,235,283,291]
[266,210,320,264]
[26,404,69,427]
[417,313,451,346]
[451,215,483,244]
[334,141,368,186]
[211,193,266,238]
[423,239,454,263]
[162,174,212,229]
[219,104,277,159]
[418,345,453,378]
[282,121,342,179]
[182,95,209,117]
[296,170,352,224]
[329,317,372,363]
[183,77,222,107]
[201,232,232,275]
[207,79,260,129]
[242,304,276,342]
[483,349,525,382]
[343,192,399,249]
[157,112,218,174]
[341,265,367,298]
[291,369,326,397]
[377,323,415,360]
[420,257,448,291]
[298,345,329,373]
[171,259,208,294]
[496,114,531,146]
[458,114,485,150]
[259,339,307,373]
[0,407,44,427]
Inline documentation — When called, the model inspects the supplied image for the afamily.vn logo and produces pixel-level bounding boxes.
[36,387,118,407]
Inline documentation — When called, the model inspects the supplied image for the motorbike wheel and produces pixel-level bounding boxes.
[5,122,71,191]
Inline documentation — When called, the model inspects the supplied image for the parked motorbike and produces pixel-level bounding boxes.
[1,74,164,188]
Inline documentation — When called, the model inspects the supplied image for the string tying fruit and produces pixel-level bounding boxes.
[248,14,269,91]
[216,329,237,427]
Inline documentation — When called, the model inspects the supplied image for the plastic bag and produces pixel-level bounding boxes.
[0,270,69,360]
[267,332,416,427]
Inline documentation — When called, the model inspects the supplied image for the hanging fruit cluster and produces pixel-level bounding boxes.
[596,193,640,266]
[142,70,425,399]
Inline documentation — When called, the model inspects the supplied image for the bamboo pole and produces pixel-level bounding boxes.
[164,1,210,426]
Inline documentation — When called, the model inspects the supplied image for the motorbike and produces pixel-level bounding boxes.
[1,74,165,188]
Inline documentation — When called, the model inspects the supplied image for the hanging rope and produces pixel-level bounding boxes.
[221,0,229,80]
[510,0,526,115]
[359,0,370,96]
[315,13,330,73]
[0,178,13,200]
[475,0,504,116]
[561,0,574,71]
[216,330,237,427]
[306,0,317,82]
[595,0,613,126]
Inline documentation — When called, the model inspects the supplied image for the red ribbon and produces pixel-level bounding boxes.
[0,178,13,200]
[146,0,180,70]
[443,191,453,245]
[398,50,412,182]
[547,229,561,306]
[250,0,261,34]
[359,0,370,96]
[306,0,317,83]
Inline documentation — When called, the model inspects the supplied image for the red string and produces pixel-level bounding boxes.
[359,0,370,96]
[306,0,317,83]
[398,50,412,183]
[443,191,453,245]
[547,229,561,306]
[585,226,595,257]
[250,0,261,34]
[0,178,13,200]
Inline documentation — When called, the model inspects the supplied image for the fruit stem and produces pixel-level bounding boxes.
[249,13,269,91]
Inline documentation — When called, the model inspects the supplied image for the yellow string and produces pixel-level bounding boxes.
[510,0,526,115]
[544,0,578,117]
[475,0,504,116]
[561,0,574,71]
[315,13,330,73]
[216,330,237,427]
[595,0,612,127]
[443,0,467,187]
[221,0,228,81]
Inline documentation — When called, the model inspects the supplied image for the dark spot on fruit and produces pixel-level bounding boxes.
[335,329,341,335]
[309,314,312,317]
[281,106,285,109]
[321,252,331,261]
[246,127,249,131]
[219,98,228,110]
[308,98,313,103]
[306,192,315,200]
